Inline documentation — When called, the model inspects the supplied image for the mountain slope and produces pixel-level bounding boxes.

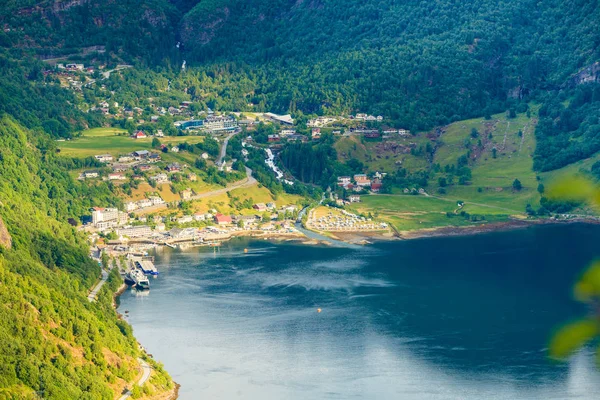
[176,0,599,130]
[0,115,174,398]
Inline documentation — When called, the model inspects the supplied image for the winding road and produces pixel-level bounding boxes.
[87,268,109,302]
[216,128,242,166]
[132,166,256,215]
[118,358,152,400]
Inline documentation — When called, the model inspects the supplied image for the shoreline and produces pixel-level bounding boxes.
[112,281,180,399]
[307,217,600,244]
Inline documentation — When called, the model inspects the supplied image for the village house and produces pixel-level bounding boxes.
[311,128,321,140]
[201,152,209,160]
[148,153,161,163]
[149,196,165,205]
[279,129,296,137]
[354,174,371,187]
[370,181,383,193]
[287,134,308,143]
[125,202,138,212]
[166,163,181,172]
[178,215,193,224]
[364,131,381,138]
[193,213,206,222]
[214,213,233,226]
[112,164,129,172]
[267,134,280,143]
[349,195,361,203]
[108,173,126,181]
[188,173,197,182]
[171,146,180,153]
[155,130,164,137]
[266,202,276,210]
[137,199,152,208]
[118,155,134,163]
[132,150,150,159]
[150,173,169,184]
[181,188,193,200]
[253,203,267,212]
[137,164,152,172]
[337,176,351,186]
[132,130,147,139]
[94,154,113,163]
[81,170,99,179]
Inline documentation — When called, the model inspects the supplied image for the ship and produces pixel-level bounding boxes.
[127,268,150,290]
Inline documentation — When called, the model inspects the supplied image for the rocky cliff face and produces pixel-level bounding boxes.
[0,215,12,249]
[565,62,600,88]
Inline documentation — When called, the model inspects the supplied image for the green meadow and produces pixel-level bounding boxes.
[57,128,207,165]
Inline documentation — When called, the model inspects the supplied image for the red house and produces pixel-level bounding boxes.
[371,182,383,192]
[214,213,232,225]
[133,130,147,139]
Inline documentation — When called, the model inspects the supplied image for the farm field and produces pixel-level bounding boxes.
[57,128,207,160]
[347,194,517,232]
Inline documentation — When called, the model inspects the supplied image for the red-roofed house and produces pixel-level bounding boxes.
[214,213,232,225]
[371,182,383,193]
[133,131,147,139]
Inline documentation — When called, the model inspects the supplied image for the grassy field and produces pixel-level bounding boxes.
[58,128,206,159]
[335,135,429,172]
[347,194,513,232]
[188,183,304,215]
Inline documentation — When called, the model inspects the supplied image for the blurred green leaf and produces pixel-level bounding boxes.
[549,319,600,359]
[547,176,598,204]
[574,261,600,302]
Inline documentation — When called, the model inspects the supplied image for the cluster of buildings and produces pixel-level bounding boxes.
[89,201,301,244]
[175,115,238,132]
[352,113,384,122]
[337,173,385,193]
[80,149,189,184]
[307,209,387,232]
[125,196,165,212]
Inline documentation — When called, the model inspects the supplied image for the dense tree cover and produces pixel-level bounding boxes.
[0,0,180,64]
[0,50,104,138]
[175,0,600,130]
[0,115,165,398]
[534,84,600,171]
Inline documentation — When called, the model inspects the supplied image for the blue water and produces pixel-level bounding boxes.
[119,223,600,399]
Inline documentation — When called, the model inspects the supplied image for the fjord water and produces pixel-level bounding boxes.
[119,224,600,399]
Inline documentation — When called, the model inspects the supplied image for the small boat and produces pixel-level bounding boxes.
[128,269,150,290]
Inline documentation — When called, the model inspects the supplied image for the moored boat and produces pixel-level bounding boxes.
[128,268,150,290]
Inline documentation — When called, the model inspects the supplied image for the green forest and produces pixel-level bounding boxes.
[0,0,599,394]
[0,115,173,398]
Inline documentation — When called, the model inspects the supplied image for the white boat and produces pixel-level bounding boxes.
[128,269,150,290]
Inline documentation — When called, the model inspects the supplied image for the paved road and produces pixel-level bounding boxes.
[216,129,242,166]
[118,358,152,400]
[87,268,109,302]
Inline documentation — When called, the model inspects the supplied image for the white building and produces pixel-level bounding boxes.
[94,154,113,163]
[116,225,152,238]
[137,199,152,208]
[91,207,127,229]
[149,196,165,205]
[125,202,138,212]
